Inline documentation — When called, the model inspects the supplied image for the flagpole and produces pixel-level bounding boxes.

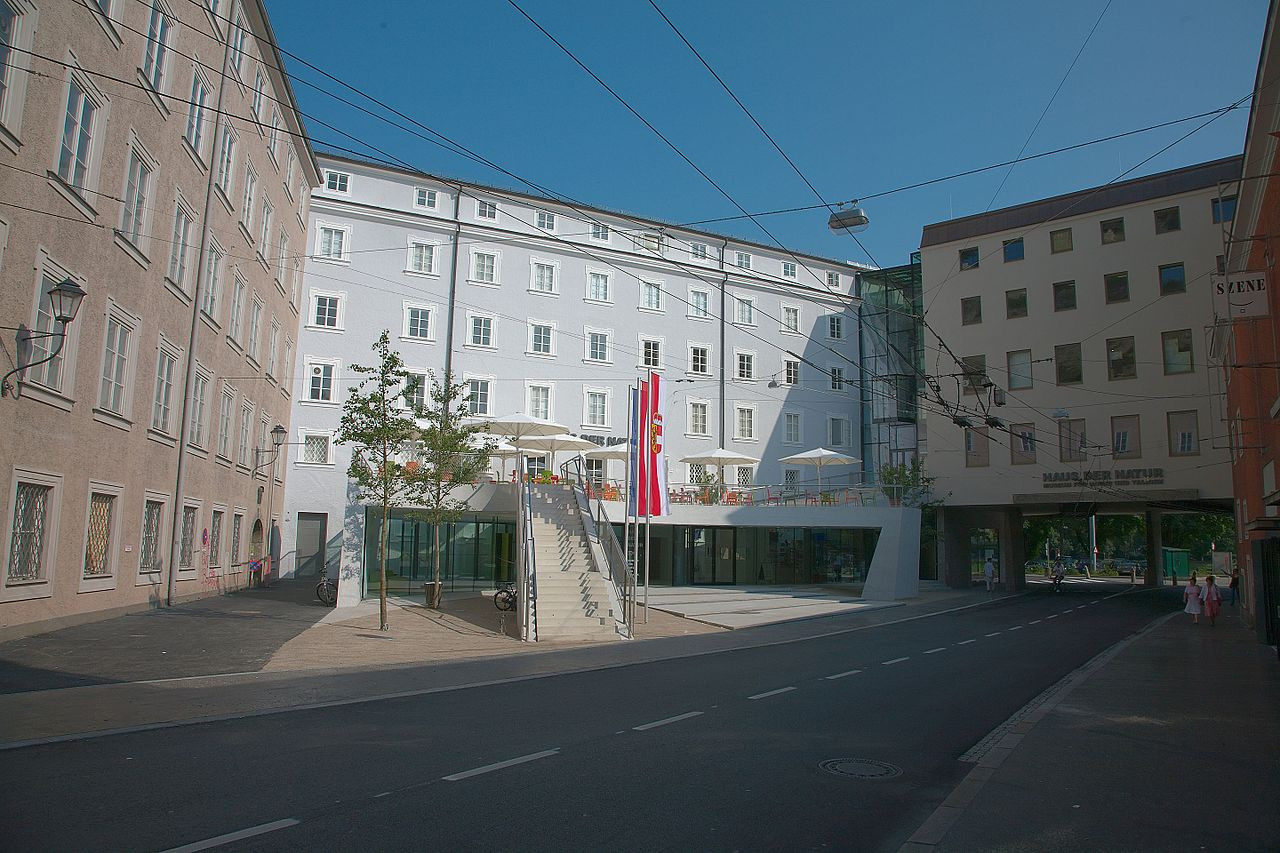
[643,383,651,625]
[622,383,635,626]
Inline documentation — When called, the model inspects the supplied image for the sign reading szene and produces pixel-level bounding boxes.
[1042,468,1165,489]
[1211,271,1270,319]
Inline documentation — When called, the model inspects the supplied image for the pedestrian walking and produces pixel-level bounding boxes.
[1203,574,1223,627]
[1229,569,1240,607]
[983,557,996,592]
[1184,573,1202,625]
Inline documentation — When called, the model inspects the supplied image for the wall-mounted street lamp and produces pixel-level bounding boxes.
[1,279,88,399]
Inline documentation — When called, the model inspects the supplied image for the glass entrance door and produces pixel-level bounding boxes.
[714,528,735,584]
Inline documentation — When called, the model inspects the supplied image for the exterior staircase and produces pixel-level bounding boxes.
[527,485,622,641]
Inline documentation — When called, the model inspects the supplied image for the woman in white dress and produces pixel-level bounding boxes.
[1183,573,1202,625]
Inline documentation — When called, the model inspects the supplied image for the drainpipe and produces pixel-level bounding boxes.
[166,20,234,606]
[718,238,728,445]
[442,183,463,384]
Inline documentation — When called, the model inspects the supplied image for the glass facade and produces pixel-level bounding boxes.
[363,509,515,596]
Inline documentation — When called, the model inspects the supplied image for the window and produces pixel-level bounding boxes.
[241,165,256,231]
[408,241,435,274]
[584,390,607,427]
[830,366,845,391]
[641,281,663,311]
[736,466,754,488]
[689,289,710,318]
[268,110,280,161]
[466,378,490,415]
[165,200,194,291]
[230,513,242,570]
[135,496,165,575]
[250,70,264,122]
[1005,288,1028,319]
[536,211,555,231]
[531,261,557,294]
[277,232,289,284]
[961,296,982,325]
[189,369,209,448]
[1002,238,1024,262]
[736,406,756,440]
[1104,271,1129,304]
[590,222,610,241]
[317,224,348,262]
[247,296,263,361]
[471,250,497,283]
[959,247,979,270]
[228,274,246,342]
[736,351,754,381]
[229,13,246,77]
[313,293,340,329]
[307,361,334,402]
[828,416,850,447]
[1212,195,1237,224]
[57,74,98,191]
[689,463,708,483]
[217,385,234,458]
[1111,414,1141,459]
[784,412,801,445]
[1154,206,1181,234]
[528,384,551,420]
[689,402,708,436]
[828,315,844,339]
[405,305,432,340]
[827,272,840,288]
[414,187,437,209]
[469,315,493,347]
[637,233,663,253]
[404,373,426,411]
[208,510,223,569]
[529,322,553,356]
[0,1,33,137]
[642,338,662,369]
[587,271,609,302]
[961,354,987,395]
[258,198,272,251]
[1053,280,1076,312]
[690,242,709,261]
[151,345,178,433]
[7,476,54,583]
[215,126,236,194]
[185,69,209,155]
[25,273,73,392]
[782,306,800,333]
[324,170,349,193]
[1106,336,1137,380]
[1168,410,1200,456]
[179,505,197,569]
[98,313,132,415]
[1011,423,1036,464]
[784,360,799,386]
[1007,349,1032,390]
[119,146,152,247]
[735,296,755,325]
[1049,228,1072,253]
[82,490,116,580]
[237,402,252,466]
[1159,262,1186,295]
[1100,217,1125,244]
[585,458,604,488]
[688,345,709,375]
[302,434,331,464]
[587,331,610,363]
[965,427,990,467]
[476,199,497,219]
[141,1,172,91]
[1161,329,1193,374]
[782,261,796,279]
[735,251,751,269]
[1058,419,1087,463]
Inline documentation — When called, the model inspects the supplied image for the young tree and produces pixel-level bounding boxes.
[412,371,494,608]
[335,331,430,631]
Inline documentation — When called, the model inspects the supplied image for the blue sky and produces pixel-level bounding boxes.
[267,0,1268,267]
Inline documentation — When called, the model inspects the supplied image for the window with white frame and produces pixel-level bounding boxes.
[536,211,555,231]
[230,512,242,570]
[688,401,709,436]
[246,295,263,361]
[830,366,845,391]
[642,338,662,369]
[237,402,252,466]
[300,432,332,465]
[241,164,256,231]
[0,1,35,140]
[7,471,58,585]
[56,71,102,194]
[826,272,840,288]
[528,322,554,356]
[208,509,223,569]
[688,344,710,375]
[316,223,349,262]
[784,412,801,444]
[590,223,610,241]
[690,242,708,261]
[469,314,494,347]
[137,495,165,575]
[265,320,279,379]
[466,377,491,415]
[217,384,234,458]
[470,250,497,284]
[25,268,74,394]
[528,384,551,420]
[587,271,610,302]
[185,68,209,155]
[276,231,288,285]
[166,199,195,290]
[267,110,280,161]
[250,69,264,122]
[828,315,844,340]
[310,291,343,330]
[476,199,497,220]
[784,359,799,386]
[306,359,335,403]
[227,273,246,342]
[782,261,796,279]
[83,487,118,579]
[408,239,435,275]
[735,405,755,440]
[736,351,755,380]
[784,469,799,487]
[189,367,209,448]
[781,305,800,333]
[586,330,610,363]
[641,280,663,311]
[119,143,154,248]
[150,341,178,434]
[179,504,197,569]
[689,289,710,319]
[141,0,173,92]
[215,125,236,195]
[404,304,433,341]
[584,389,608,428]
[98,309,134,416]
[258,197,272,251]
[735,251,751,269]
[404,372,426,410]
[828,416,850,447]
[736,467,753,488]
[531,261,557,294]
[636,232,662,253]
[689,462,708,483]
[414,187,437,209]
[1168,410,1199,457]
[323,170,349,194]
[735,296,755,325]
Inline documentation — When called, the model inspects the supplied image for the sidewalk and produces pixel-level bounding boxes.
[904,588,1280,852]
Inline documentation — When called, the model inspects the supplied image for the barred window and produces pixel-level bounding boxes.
[8,482,51,583]
[230,514,243,571]
[303,435,330,464]
[180,506,197,569]
[209,510,223,568]
[140,499,163,573]
[83,492,115,578]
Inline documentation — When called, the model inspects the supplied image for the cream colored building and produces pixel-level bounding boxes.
[919,157,1239,588]
[0,0,318,638]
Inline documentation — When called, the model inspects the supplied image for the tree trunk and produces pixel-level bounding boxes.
[379,498,389,631]
[431,516,442,609]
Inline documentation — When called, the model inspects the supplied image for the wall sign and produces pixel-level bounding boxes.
[1212,271,1270,319]
[1042,468,1165,489]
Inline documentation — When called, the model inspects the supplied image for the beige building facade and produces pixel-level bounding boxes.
[0,0,319,638]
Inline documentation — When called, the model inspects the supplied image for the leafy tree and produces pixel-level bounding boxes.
[412,371,494,607]
[877,458,943,508]
[335,331,432,631]
[1161,512,1235,560]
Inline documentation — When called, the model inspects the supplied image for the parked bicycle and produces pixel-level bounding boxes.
[493,582,517,612]
[316,566,338,607]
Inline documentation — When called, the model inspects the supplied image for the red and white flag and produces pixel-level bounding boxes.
[646,371,669,517]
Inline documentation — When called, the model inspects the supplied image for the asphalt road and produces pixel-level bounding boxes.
[0,582,1173,852]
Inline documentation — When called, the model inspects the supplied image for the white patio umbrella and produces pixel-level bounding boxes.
[515,433,598,478]
[473,436,519,479]
[583,444,631,491]
[678,447,761,485]
[777,447,861,492]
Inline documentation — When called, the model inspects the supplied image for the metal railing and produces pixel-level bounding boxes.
[577,477,894,508]
[518,474,538,642]
[560,456,635,635]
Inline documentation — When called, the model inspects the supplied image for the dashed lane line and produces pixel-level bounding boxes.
[924,647,946,655]
[882,657,910,666]
[957,639,977,645]
[984,632,1002,637]
[632,712,703,731]
[1009,625,1024,631]
[160,819,300,852]
[442,749,560,781]
[748,686,797,700]
[1046,614,1058,619]
[825,669,863,680]
[1029,619,1041,624]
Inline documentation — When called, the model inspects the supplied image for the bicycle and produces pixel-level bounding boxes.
[493,582,517,612]
[316,565,338,607]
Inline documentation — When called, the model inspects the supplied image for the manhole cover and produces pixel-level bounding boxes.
[819,758,902,780]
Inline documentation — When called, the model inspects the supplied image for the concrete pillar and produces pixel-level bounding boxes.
[1001,507,1027,592]
[940,508,971,589]
[1144,509,1162,588]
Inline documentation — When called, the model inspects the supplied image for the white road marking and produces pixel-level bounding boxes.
[442,749,559,781]
[1009,625,1024,631]
[1062,610,1074,615]
[748,686,797,700]
[1090,600,1101,605]
[161,819,300,852]
[1076,606,1087,610]
[825,669,863,680]
[957,639,977,645]
[881,656,909,666]
[632,711,703,731]
[1047,614,1058,619]
[984,632,1002,637]
[1029,619,1041,624]
[924,647,946,654]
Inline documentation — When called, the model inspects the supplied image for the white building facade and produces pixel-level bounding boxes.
[282,154,920,605]
[920,157,1239,589]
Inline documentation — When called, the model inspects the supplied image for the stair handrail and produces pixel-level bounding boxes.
[519,474,537,642]
[560,455,633,637]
